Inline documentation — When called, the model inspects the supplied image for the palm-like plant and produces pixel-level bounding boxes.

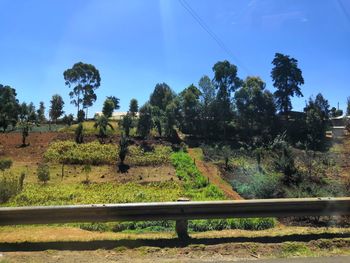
[94,115,114,143]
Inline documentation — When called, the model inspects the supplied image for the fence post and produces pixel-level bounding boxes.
[175,198,190,239]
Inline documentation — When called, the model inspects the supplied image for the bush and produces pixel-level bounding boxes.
[0,173,22,203]
[37,163,50,183]
[44,141,118,165]
[0,159,12,172]
[232,171,282,199]
[126,145,172,166]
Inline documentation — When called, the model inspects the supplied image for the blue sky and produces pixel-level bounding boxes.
[0,0,349,117]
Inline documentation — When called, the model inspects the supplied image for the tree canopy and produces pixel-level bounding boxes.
[271,53,304,115]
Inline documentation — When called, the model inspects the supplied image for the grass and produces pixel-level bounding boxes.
[58,121,120,135]
[5,181,182,206]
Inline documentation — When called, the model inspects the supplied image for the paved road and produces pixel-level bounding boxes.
[233,256,350,263]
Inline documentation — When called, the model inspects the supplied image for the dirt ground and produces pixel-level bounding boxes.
[0,226,350,262]
[0,132,61,162]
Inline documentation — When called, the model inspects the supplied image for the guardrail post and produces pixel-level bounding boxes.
[176,198,190,240]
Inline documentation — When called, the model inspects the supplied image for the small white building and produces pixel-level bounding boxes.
[94,112,139,120]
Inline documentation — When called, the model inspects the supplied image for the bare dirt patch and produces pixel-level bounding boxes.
[0,132,60,162]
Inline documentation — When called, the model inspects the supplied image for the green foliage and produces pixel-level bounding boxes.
[102,99,115,118]
[37,163,50,183]
[232,171,282,199]
[44,141,118,165]
[0,159,12,172]
[137,103,153,138]
[49,94,65,122]
[129,98,138,117]
[119,134,129,165]
[0,84,19,132]
[8,182,182,206]
[64,62,101,116]
[304,93,330,150]
[44,141,172,166]
[62,114,74,126]
[77,109,85,123]
[94,115,114,142]
[189,218,276,231]
[0,173,23,203]
[106,96,120,110]
[126,145,172,166]
[75,122,84,144]
[121,114,133,137]
[149,83,175,111]
[271,53,304,114]
[37,101,46,123]
[171,151,225,200]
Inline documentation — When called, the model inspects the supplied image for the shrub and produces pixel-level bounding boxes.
[0,174,21,203]
[45,141,173,166]
[75,122,84,144]
[119,135,129,165]
[37,163,50,183]
[0,159,12,172]
[126,145,172,166]
[44,141,118,165]
[232,171,282,199]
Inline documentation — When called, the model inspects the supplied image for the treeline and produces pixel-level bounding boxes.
[0,53,346,150]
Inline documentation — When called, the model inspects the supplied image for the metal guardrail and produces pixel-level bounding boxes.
[1,197,350,238]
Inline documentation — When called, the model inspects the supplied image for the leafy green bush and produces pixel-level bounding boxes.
[0,159,12,172]
[44,141,172,166]
[44,141,118,165]
[189,218,276,231]
[0,174,22,203]
[232,171,282,199]
[37,163,50,183]
[126,145,172,166]
[7,182,182,206]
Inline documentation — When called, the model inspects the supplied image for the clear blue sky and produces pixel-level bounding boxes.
[0,0,349,117]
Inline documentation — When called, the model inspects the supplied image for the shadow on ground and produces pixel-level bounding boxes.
[1,232,349,251]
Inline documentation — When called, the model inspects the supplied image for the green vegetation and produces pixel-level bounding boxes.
[44,141,118,165]
[37,163,50,184]
[6,182,182,206]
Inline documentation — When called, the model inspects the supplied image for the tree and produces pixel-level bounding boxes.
[0,85,19,132]
[75,122,84,144]
[49,94,64,123]
[212,60,242,138]
[330,107,343,117]
[151,106,165,137]
[121,113,133,137]
[37,101,46,123]
[107,96,120,111]
[271,53,304,115]
[77,109,85,123]
[119,134,129,166]
[37,163,50,184]
[82,87,97,119]
[129,98,138,117]
[18,102,37,146]
[164,101,179,139]
[137,103,153,139]
[102,99,115,118]
[94,115,113,143]
[304,93,330,150]
[179,84,201,135]
[149,83,175,111]
[64,62,101,117]
[198,75,216,137]
[234,76,276,143]
[62,114,74,126]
